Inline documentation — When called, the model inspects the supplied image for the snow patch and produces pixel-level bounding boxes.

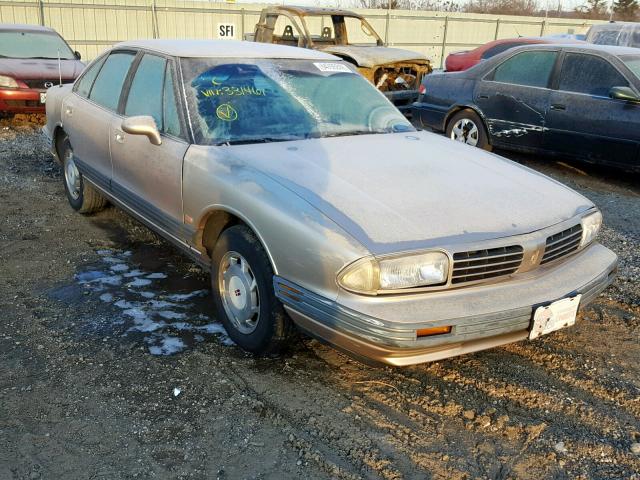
[146,272,168,279]
[127,278,152,288]
[146,335,186,356]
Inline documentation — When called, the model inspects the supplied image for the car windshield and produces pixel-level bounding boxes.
[182,58,413,145]
[0,30,76,60]
[619,55,640,80]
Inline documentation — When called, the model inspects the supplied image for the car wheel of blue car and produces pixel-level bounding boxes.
[211,225,295,355]
[446,109,491,151]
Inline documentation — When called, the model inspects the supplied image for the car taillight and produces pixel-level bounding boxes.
[418,84,426,95]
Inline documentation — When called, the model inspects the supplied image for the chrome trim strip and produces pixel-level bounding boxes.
[275,257,617,351]
[275,277,533,349]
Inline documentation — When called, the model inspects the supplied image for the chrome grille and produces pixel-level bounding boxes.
[452,245,523,284]
[541,224,582,265]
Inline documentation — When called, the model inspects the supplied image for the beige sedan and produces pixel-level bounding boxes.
[44,39,618,366]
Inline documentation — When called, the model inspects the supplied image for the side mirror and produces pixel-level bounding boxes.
[74,51,82,60]
[121,116,162,146]
[609,86,640,103]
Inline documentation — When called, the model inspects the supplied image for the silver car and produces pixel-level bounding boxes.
[44,40,618,366]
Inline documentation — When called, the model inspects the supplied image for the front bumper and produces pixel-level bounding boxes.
[276,243,618,366]
[0,88,45,114]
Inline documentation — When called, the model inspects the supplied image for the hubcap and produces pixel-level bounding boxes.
[63,149,81,200]
[450,118,479,147]
[218,251,260,334]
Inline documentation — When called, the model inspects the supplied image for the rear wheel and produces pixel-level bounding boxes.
[59,135,107,214]
[446,109,492,151]
[211,225,295,354]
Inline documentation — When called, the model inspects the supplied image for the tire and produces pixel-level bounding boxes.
[58,134,107,214]
[446,109,492,151]
[211,225,295,355]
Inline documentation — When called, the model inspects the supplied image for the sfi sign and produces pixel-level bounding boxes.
[218,23,236,39]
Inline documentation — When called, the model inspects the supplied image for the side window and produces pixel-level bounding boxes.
[163,65,182,138]
[89,51,135,111]
[125,54,166,128]
[74,55,106,98]
[481,42,528,60]
[558,53,628,97]
[592,30,621,46]
[492,51,557,88]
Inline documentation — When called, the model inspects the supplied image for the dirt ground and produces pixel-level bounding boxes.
[1,115,639,480]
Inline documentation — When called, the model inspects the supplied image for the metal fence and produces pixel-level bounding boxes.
[0,0,600,67]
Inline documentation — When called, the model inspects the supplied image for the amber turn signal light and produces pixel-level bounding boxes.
[416,326,451,337]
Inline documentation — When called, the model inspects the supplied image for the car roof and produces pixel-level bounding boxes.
[115,39,339,60]
[589,21,638,29]
[505,42,640,56]
[0,23,57,33]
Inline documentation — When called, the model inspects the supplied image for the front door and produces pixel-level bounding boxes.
[475,49,558,150]
[544,51,640,169]
[109,53,189,242]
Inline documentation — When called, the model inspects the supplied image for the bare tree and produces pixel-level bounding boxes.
[613,0,639,20]
[463,0,539,15]
[574,0,610,18]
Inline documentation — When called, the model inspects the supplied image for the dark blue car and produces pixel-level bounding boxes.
[412,44,640,172]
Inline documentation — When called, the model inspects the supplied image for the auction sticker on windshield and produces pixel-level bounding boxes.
[314,62,352,73]
[529,295,581,340]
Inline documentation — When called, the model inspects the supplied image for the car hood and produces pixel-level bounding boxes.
[221,131,593,255]
[318,45,428,68]
[0,58,84,81]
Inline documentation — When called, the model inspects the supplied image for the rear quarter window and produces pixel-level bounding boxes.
[74,55,107,98]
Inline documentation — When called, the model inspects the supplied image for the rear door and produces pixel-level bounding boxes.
[474,49,558,150]
[544,51,640,169]
[109,52,189,241]
[62,51,136,189]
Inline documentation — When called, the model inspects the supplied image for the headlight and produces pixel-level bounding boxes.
[580,210,602,248]
[0,75,19,88]
[338,251,449,295]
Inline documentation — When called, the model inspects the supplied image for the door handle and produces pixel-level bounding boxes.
[550,103,566,111]
[64,106,73,116]
[114,131,125,143]
[478,94,490,99]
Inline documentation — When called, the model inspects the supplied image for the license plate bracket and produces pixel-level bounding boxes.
[529,294,581,340]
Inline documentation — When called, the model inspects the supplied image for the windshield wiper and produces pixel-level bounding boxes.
[216,136,305,146]
[323,129,390,138]
[19,56,73,60]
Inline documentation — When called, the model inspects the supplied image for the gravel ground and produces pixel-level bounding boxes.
[1,116,639,479]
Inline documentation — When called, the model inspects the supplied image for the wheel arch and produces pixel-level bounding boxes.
[195,205,279,275]
[52,125,67,162]
[444,104,492,144]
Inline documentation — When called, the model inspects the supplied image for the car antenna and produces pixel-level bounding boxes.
[57,49,62,87]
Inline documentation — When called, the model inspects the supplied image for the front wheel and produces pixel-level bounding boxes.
[446,109,492,151]
[210,225,295,354]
